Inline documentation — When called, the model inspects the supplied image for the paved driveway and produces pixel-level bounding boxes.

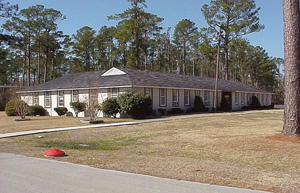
[0,153,269,193]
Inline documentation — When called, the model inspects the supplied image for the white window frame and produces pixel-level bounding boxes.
[204,91,210,106]
[72,90,79,102]
[45,91,51,107]
[241,93,245,105]
[184,90,190,106]
[33,93,38,106]
[111,88,118,98]
[172,89,179,107]
[235,92,239,105]
[266,94,269,104]
[58,91,64,107]
[195,90,200,97]
[262,94,265,105]
[159,88,167,107]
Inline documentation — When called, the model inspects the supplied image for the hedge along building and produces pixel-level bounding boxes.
[17,67,273,117]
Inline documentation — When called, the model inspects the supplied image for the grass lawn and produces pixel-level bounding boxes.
[0,111,134,134]
[1,110,299,192]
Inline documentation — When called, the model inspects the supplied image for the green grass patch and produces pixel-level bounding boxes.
[38,136,143,151]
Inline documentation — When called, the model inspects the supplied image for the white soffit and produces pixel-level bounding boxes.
[101,67,126,76]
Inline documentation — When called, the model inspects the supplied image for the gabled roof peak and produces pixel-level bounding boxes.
[101,67,126,76]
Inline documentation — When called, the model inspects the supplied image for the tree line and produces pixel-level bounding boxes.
[0,0,283,95]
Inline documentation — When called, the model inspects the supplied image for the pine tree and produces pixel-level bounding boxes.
[282,0,300,136]
[201,0,264,80]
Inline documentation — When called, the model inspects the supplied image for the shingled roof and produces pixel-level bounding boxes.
[19,67,272,94]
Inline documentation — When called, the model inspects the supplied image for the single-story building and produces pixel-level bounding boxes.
[17,67,273,117]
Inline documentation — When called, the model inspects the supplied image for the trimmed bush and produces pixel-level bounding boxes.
[117,92,152,119]
[158,108,166,116]
[54,107,68,116]
[193,96,206,112]
[185,108,193,113]
[250,96,261,109]
[28,105,46,116]
[102,98,120,118]
[220,95,231,111]
[70,102,86,117]
[5,99,17,116]
[168,108,184,114]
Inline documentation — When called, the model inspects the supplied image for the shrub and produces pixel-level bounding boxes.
[158,108,166,116]
[220,95,231,111]
[168,108,184,114]
[241,106,251,111]
[102,98,120,118]
[250,96,261,109]
[14,99,29,119]
[28,105,46,116]
[185,108,193,113]
[193,96,206,112]
[117,92,152,119]
[5,99,17,116]
[70,102,86,117]
[54,107,68,116]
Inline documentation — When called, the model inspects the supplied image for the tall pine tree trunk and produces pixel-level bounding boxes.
[27,34,31,87]
[223,36,229,80]
[23,52,27,87]
[44,47,49,83]
[38,45,41,84]
[283,0,300,136]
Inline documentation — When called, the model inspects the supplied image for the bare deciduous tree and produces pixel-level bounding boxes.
[14,99,29,119]
[82,93,101,122]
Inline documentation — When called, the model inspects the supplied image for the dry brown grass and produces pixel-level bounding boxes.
[0,111,134,134]
[1,110,300,192]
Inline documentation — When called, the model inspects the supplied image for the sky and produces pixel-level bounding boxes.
[7,0,284,59]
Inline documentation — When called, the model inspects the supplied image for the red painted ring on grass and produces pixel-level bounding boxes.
[44,149,65,157]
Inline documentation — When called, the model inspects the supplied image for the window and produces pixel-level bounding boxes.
[204,91,210,106]
[111,88,118,98]
[262,94,265,105]
[241,93,245,105]
[247,94,251,105]
[184,90,190,106]
[58,91,64,106]
[172,89,179,107]
[195,90,200,97]
[45,91,51,107]
[72,90,79,102]
[235,92,239,105]
[89,89,98,104]
[258,94,261,103]
[33,93,38,106]
[266,94,269,104]
[159,88,167,107]
[145,87,153,99]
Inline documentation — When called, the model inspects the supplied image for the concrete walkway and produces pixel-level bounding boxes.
[0,110,282,139]
[0,153,269,193]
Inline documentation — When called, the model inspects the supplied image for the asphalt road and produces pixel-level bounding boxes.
[0,153,269,193]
